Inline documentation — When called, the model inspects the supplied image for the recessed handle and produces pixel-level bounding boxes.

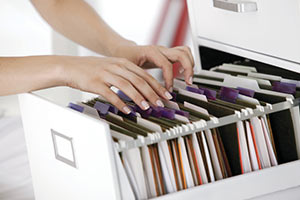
[51,129,78,169]
[213,0,257,13]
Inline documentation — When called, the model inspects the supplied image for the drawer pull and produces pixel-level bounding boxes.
[213,0,257,12]
[51,129,78,169]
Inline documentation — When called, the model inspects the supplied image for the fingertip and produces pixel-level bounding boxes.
[156,99,164,107]
[191,58,195,67]
[163,76,172,91]
[166,81,174,92]
[164,90,173,100]
[179,67,184,74]
[186,76,193,85]
[122,106,132,114]
[141,100,150,110]
[183,68,193,84]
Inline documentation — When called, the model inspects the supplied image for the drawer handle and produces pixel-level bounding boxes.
[213,0,257,12]
[51,129,78,169]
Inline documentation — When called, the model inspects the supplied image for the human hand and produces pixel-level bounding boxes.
[61,56,173,114]
[112,44,195,91]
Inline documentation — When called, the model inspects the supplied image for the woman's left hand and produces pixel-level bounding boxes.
[112,44,195,91]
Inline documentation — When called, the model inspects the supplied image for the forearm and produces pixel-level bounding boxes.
[31,0,134,56]
[0,56,65,96]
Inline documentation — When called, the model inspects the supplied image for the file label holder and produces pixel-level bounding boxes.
[116,98,300,153]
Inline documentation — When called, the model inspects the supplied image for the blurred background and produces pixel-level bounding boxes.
[0,0,192,117]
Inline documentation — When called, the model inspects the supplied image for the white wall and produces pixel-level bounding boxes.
[0,1,52,56]
[99,0,162,45]
[79,0,163,56]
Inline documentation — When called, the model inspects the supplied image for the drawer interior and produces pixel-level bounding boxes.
[199,46,300,81]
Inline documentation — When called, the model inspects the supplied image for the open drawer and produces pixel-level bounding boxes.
[188,0,300,64]
[19,76,300,200]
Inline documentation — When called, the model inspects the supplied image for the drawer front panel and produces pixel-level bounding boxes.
[190,0,300,64]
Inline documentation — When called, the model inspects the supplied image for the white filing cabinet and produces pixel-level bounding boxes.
[19,0,300,199]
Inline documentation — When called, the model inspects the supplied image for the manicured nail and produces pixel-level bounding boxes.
[165,91,173,100]
[179,67,184,74]
[188,77,193,85]
[123,106,131,114]
[141,100,150,110]
[156,99,164,107]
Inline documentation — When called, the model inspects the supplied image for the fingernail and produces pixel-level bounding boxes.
[165,91,173,100]
[179,67,184,74]
[156,99,164,107]
[188,77,193,85]
[169,87,173,92]
[123,106,131,114]
[141,100,150,110]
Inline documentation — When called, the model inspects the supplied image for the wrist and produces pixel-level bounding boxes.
[49,56,70,87]
[109,39,137,57]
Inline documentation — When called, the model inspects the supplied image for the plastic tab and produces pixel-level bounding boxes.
[93,101,110,116]
[237,87,255,97]
[272,82,296,95]
[220,87,239,103]
[68,103,84,113]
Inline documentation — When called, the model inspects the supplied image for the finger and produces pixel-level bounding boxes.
[159,47,193,84]
[174,46,195,66]
[109,64,165,106]
[144,46,174,91]
[104,74,151,110]
[159,47,194,85]
[93,85,131,114]
[118,60,173,100]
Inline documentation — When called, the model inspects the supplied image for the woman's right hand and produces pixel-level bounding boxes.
[60,56,173,114]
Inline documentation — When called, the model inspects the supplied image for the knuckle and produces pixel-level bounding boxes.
[183,46,191,52]
[158,84,167,91]
[133,77,147,86]
[184,50,191,58]
[134,95,144,102]
[110,63,122,70]
[110,57,120,63]
[186,64,193,71]
[149,90,160,98]
[101,89,112,98]
[162,64,173,74]
[149,46,159,54]
[120,58,129,63]
[116,58,129,66]
[150,78,164,90]
[176,53,185,61]
[166,62,173,69]
[104,93,122,105]
[131,91,143,102]
[114,98,124,106]
[100,70,110,78]
[144,89,158,100]
[117,79,130,88]
[109,98,121,106]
